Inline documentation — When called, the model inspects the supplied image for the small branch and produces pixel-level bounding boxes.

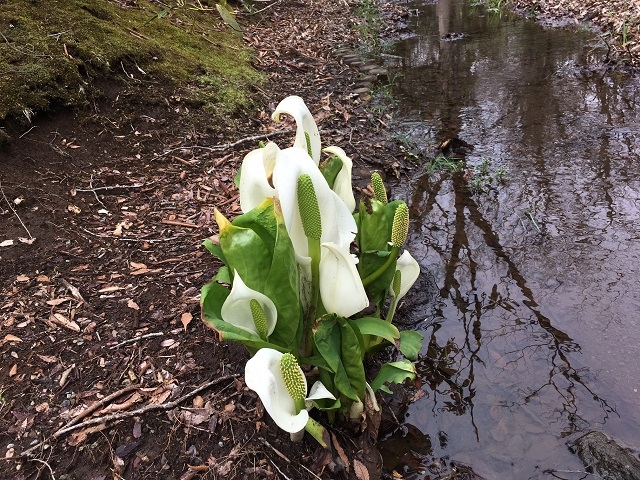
[74,183,145,193]
[0,180,34,240]
[20,375,240,458]
[79,227,181,243]
[110,332,164,349]
[60,384,142,430]
[28,458,56,480]
[161,219,199,229]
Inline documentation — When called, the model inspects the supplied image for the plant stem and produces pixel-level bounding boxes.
[301,238,322,357]
[361,246,399,287]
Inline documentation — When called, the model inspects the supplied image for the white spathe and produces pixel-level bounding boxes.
[272,96,321,164]
[245,348,335,433]
[220,271,277,337]
[319,242,369,318]
[239,143,278,213]
[322,146,356,213]
[393,250,420,300]
[272,145,356,261]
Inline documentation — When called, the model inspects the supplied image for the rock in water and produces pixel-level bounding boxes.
[572,431,640,480]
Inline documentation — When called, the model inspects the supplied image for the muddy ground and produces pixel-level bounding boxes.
[0,1,637,479]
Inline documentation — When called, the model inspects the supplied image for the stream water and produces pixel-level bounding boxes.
[379,1,640,478]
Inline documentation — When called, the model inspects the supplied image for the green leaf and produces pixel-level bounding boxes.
[398,330,423,361]
[357,199,403,253]
[356,199,404,306]
[260,204,301,349]
[200,280,230,324]
[352,316,400,345]
[319,155,343,189]
[216,3,242,32]
[338,318,366,401]
[212,266,230,284]
[313,316,340,372]
[219,200,301,350]
[370,360,417,394]
[202,238,226,264]
[205,317,288,352]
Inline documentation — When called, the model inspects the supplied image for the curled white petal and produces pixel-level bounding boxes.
[239,143,278,213]
[221,272,277,337]
[393,250,420,300]
[322,146,356,213]
[245,349,309,433]
[319,242,369,318]
[272,96,321,164]
[272,147,356,259]
[307,381,336,401]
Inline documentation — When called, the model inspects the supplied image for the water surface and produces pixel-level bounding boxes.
[382,1,640,478]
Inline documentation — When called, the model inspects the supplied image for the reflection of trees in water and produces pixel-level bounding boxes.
[410,171,617,438]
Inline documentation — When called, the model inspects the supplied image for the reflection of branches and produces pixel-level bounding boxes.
[416,169,617,441]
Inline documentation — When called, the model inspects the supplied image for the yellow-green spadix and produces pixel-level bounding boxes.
[220,271,277,339]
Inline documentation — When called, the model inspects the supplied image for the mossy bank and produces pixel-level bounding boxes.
[0,0,264,138]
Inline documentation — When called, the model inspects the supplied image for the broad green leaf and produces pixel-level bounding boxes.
[261,208,301,349]
[356,199,403,253]
[339,319,366,401]
[223,200,301,350]
[318,155,343,189]
[370,360,417,394]
[200,280,230,323]
[359,250,397,307]
[313,316,340,372]
[334,361,360,401]
[213,266,231,284]
[203,238,226,264]
[216,3,242,32]
[204,317,288,352]
[352,317,400,345]
[398,330,424,361]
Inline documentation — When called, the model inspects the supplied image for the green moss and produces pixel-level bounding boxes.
[0,0,263,123]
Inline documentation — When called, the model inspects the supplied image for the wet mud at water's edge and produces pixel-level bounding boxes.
[379,0,640,478]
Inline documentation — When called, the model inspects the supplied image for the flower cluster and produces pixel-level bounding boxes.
[201,96,422,444]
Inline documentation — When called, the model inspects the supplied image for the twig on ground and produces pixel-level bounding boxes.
[28,458,56,480]
[244,0,283,15]
[63,384,143,430]
[79,227,182,243]
[0,179,34,241]
[161,219,199,229]
[74,183,145,193]
[20,374,240,458]
[110,332,164,349]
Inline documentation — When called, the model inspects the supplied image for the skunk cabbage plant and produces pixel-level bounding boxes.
[201,96,423,447]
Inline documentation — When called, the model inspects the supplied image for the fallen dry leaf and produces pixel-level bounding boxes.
[181,312,193,331]
[130,261,147,270]
[50,312,80,332]
[37,354,58,363]
[46,297,71,306]
[9,364,18,376]
[3,334,22,344]
[127,299,140,310]
[98,286,124,293]
[353,459,370,480]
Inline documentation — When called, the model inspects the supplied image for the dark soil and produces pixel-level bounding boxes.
[0,0,635,479]
[0,2,424,479]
